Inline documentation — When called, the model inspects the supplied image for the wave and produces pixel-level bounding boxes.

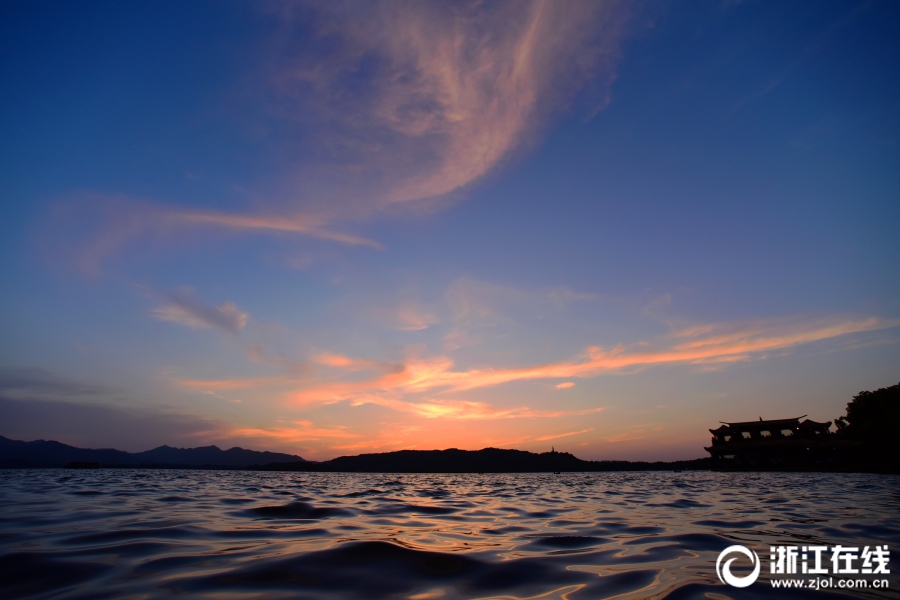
[0,470,897,599]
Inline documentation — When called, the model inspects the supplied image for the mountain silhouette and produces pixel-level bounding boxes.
[0,435,305,468]
[0,435,711,471]
[254,448,710,473]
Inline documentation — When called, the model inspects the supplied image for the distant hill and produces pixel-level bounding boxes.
[130,445,306,468]
[0,436,709,472]
[254,448,710,473]
[0,435,305,468]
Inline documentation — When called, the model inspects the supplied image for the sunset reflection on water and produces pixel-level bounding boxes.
[1,470,897,599]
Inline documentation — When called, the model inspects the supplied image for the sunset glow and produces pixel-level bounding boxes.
[1,0,897,462]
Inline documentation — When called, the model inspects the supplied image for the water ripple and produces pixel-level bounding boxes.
[0,470,897,598]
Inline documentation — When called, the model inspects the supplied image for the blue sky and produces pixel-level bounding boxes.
[1,0,898,460]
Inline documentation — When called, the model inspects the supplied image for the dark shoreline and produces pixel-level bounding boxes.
[250,450,713,473]
[5,435,893,473]
[1,436,711,471]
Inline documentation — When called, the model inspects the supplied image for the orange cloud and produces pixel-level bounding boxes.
[229,420,360,443]
[312,352,358,368]
[604,432,650,444]
[349,397,605,421]
[370,0,613,204]
[329,440,415,453]
[603,425,665,444]
[177,315,897,419]
[430,316,896,393]
[536,428,594,441]
[395,304,439,331]
[287,315,895,403]
[311,352,402,374]
[555,382,575,390]
[327,423,427,453]
[269,0,629,212]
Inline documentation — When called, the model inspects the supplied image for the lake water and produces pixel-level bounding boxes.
[1,469,897,599]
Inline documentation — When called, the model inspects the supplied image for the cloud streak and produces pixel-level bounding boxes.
[228,421,360,443]
[536,428,594,441]
[269,0,629,210]
[0,367,121,399]
[46,196,383,277]
[349,397,604,421]
[354,0,627,205]
[174,211,383,249]
[176,315,896,417]
[281,316,897,404]
[177,376,293,392]
[49,1,630,274]
[152,288,248,334]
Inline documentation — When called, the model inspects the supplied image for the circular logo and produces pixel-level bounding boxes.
[716,545,761,588]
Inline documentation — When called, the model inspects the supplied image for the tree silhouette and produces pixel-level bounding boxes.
[835,382,900,472]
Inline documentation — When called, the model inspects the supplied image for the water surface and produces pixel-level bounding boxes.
[1,470,897,599]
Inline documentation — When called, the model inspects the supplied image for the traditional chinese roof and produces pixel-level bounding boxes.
[722,416,806,428]
[709,416,838,435]
[709,416,833,436]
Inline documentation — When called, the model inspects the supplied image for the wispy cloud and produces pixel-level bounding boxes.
[349,397,605,421]
[441,276,598,350]
[274,315,897,406]
[311,351,402,373]
[394,304,440,331]
[536,427,594,441]
[47,2,630,275]
[245,345,309,375]
[271,0,629,210]
[366,300,441,332]
[152,287,248,334]
[228,420,360,443]
[45,196,383,277]
[312,352,359,369]
[0,367,120,399]
[174,210,383,249]
[452,316,895,391]
[177,376,294,392]
[555,382,575,390]
[729,2,870,115]
[174,315,896,415]
[327,423,427,453]
[329,438,414,453]
[603,425,664,444]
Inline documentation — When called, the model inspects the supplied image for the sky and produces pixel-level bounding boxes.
[1,0,898,461]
